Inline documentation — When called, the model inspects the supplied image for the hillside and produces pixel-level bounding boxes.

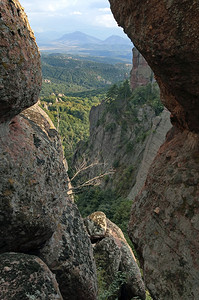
[40,53,131,96]
[39,54,132,163]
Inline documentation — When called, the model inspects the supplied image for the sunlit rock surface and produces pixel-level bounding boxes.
[0,0,41,123]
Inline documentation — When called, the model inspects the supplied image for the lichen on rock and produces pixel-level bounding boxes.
[84,212,146,300]
[0,104,71,253]
[0,0,42,123]
[0,252,63,300]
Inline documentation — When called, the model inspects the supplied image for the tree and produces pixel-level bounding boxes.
[68,155,115,194]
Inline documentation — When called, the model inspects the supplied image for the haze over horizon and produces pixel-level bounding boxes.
[20,0,128,40]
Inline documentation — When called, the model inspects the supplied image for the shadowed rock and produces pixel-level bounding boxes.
[130,47,154,90]
[84,212,146,300]
[0,252,63,300]
[0,0,41,123]
[109,1,199,298]
[109,0,199,132]
[38,205,98,300]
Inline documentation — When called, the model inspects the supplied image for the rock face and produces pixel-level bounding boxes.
[109,0,199,133]
[0,0,42,123]
[0,252,63,300]
[74,95,169,197]
[109,0,199,298]
[129,129,199,299]
[0,104,97,299]
[84,212,146,300]
[130,47,154,90]
[38,204,97,300]
[0,103,70,253]
[128,108,171,200]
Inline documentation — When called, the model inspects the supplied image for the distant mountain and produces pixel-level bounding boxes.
[103,35,131,45]
[36,31,133,63]
[57,31,102,45]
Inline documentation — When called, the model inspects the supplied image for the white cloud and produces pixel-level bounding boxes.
[98,8,110,12]
[20,0,72,13]
[95,14,118,28]
[70,11,82,15]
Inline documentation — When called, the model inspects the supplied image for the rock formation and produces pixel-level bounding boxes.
[84,211,146,300]
[109,0,199,133]
[128,108,171,200]
[0,103,69,253]
[130,47,154,90]
[0,252,63,299]
[0,1,97,299]
[109,0,199,298]
[0,0,42,123]
[73,92,170,198]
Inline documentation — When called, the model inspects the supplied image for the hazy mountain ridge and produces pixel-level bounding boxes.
[36,31,133,63]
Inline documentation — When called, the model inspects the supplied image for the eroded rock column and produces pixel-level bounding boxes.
[109,0,199,299]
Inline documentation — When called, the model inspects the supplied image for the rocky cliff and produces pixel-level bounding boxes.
[130,47,154,90]
[73,87,170,198]
[109,0,199,299]
[0,1,97,299]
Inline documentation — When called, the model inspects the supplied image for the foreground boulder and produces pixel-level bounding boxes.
[38,205,97,300]
[0,104,70,253]
[0,0,41,123]
[84,212,146,300]
[0,252,63,300]
[0,104,97,299]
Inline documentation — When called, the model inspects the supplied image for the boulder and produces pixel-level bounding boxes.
[84,211,107,242]
[0,104,70,253]
[0,252,63,300]
[0,104,98,299]
[0,0,41,123]
[84,212,146,300]
[38,204,98,300]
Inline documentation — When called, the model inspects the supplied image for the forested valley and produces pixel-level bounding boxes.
[39,53,162,299]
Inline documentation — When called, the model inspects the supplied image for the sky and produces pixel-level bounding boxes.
[20,0,127,40]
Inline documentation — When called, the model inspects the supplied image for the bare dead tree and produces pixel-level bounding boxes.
[68,154,115,194]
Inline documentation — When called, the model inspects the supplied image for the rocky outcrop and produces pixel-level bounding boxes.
[0,0,42,123]
[128,108,171,200]
[0,2,97,298]
[73,94,169,197]
[0,252,63,300]
[130,47,154,90]
[109,0,199,298]
[129,129,199,299]
[0,103,70,253]
[0,103,97,299]
[38,204,97,300]
[109,0,199,133]
[84,212,146,300]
